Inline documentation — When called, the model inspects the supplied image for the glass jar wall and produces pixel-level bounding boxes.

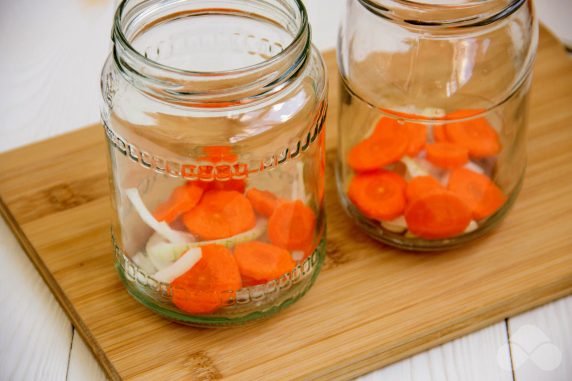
[337,0,537,250]
[100,0,327,326]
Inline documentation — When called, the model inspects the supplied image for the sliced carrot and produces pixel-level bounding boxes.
[370,117,397,140]
[317,130,326,204]
[444,110,500,157]
[234,241,296,283]
[200,146,238,163]
[446,109,486,119]
[405,176,443,203]
[404,191,472,239]
[189,179,246,193]
[153,183,204,223]
[182,190,256,240]
[432,125,448,143]
[447,168,507,220]
[426,142,469,168]
[404,122,427,156]
[245,188,279,218]
[171,244,241,314]
[348,129,408,172]
[348,170,406,221]
[268,200,316,251]
[194,146,247,191]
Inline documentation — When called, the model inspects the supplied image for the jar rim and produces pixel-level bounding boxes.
[110,0,312,103]
[358,0,526,27]
[113,0,309,76]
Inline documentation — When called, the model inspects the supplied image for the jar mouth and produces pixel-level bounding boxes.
[112,0,311,103]
[358,0,526,27]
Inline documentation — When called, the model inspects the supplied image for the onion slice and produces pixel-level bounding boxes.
[125,188,195,245]
[189,218,267,249]
[153,247,203,283]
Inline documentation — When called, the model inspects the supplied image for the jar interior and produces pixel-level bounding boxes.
[119,0,304,73]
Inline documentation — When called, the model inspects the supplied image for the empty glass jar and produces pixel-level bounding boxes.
[337,0,538,250]
[100,0,327,326]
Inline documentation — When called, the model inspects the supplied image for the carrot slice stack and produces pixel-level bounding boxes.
[234,241,296,284]
[405,176,443,203]
[348,170,407,221]
[444,110,501,157]
[268,200,316,251]
[404,122,427,156]
[447,168,507,220]
[426,142,469,168]
[348,119,409,172]
[190,179,247,193]
[171,244,242,314]
[405,191,472,239]
[183,190,256,240]
[432,125,448,143]
[153,183,204,223]
[246,188,279,218]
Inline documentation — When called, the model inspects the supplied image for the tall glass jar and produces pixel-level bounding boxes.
[337,0,537,250]
[100,0,327,326]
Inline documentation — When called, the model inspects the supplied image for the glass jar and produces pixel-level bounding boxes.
[100,0,327,326]
[337,0,537,250]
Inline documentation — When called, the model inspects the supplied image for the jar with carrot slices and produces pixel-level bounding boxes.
[100,0,327,325]
[336,0,537,250]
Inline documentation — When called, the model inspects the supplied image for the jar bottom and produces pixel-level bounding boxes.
[336,170,524,252]
[115,238,326,327]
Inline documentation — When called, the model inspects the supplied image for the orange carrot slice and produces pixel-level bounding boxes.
[171,244,241,314]
[348,130,408,172]
[432,125,448,143]
[444,110,501,157]
[447,168,507,220]
[183,190,256,240]
[189,179,246,194]
[234,241,296,283]
[245,188,279,218]
[404,122,427,156]
[194,146,247,192]
[268,201,316,251]
[405,176,443,203]
[426,142,469,168]
[200,146,238,163]
[348,170,407,221]
[153,184,204,223]
[404,191,472,239]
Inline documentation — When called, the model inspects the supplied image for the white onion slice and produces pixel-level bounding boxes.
[291,250,305,262]
[464,161,485,174]
[401,156,429,179]
[125,188,195,245]
[153,247,203,283]
[145,233,189,270]
[381,216,408,234]
[131,252,157,274]
[189,219,267,249]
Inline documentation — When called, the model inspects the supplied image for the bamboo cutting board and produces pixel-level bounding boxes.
[1,27,572,381]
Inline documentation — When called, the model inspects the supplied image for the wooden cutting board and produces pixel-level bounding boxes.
[1,27,571,381]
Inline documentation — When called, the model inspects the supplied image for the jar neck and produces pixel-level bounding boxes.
[112,0,310,106]
[358,0,527,28]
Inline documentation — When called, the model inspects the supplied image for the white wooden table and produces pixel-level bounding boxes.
[1,1,570,380]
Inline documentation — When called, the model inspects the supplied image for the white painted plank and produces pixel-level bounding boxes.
[0,0,115,151]
[0,1,115,380]
[67,330,108,381]
[0,220,72,381]
[509,297,572,381]
[536,0,572,48]
[358,322,513,381]
[304,0,345,51]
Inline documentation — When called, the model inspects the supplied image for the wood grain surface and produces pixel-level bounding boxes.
[1,27,571,381]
